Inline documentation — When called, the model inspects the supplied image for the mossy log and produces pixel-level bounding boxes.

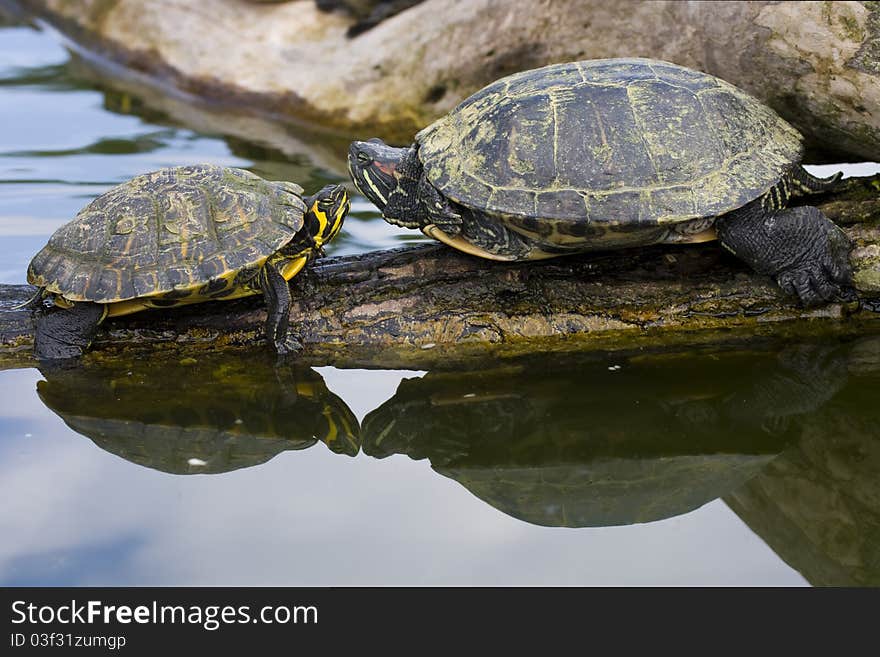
[1,176,880,371]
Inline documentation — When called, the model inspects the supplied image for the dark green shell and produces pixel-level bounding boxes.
[27,164,307,303]
[416,58,804,232]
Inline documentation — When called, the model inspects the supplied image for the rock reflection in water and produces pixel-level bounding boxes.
[36,353,360,474]
[725,337,880,586]
[362,342,852,528]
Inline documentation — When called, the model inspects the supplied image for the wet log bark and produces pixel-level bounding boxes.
[1,175,880,370]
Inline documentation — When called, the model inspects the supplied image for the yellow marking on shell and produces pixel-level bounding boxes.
[99,271,255,319]
[121,233,135,264]
[104,298,160,318]
[322,406,339,446]
[114,217,135,234]
[295,381,319,397]
[280,255,309,281]
[423,224,523,261]
[104,284,259,318]
[320,403,358,453]
[664,227,718,244]
[525,248,575,260]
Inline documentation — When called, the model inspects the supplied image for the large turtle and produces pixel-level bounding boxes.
[348,58,853,306]
[361,344,847,527]
[24,164,350,360]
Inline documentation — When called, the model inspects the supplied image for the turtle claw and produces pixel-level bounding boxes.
[718,204,855,308]
[777,267,838,307]
[776,219,855,307]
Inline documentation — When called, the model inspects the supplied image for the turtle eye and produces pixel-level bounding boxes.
[356,151,372,165]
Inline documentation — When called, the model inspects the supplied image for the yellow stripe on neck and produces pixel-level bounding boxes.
[313,207,328,241]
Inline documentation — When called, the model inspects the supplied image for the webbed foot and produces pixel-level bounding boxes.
[777,262,849,306]
[717,204,854,307]
[34,303,105,361]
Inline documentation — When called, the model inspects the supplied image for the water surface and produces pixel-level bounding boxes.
[1,21,878,586]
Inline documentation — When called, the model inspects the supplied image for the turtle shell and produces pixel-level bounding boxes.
[27,164,307,303]
[416,58,803,235]
[36,353,360,474]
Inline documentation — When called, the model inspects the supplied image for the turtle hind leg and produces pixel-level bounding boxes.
[259,260,303,356]
[789,165,842,195]
[716,201,854,307]
[34,302,106,361]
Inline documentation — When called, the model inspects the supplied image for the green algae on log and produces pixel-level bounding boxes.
[1,175,879,370]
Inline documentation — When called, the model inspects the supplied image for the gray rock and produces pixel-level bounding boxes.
[14,1,880,158]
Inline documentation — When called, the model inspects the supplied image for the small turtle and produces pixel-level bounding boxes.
[24,164,349,360]
[37,354,361,474]
[348,58,853,306]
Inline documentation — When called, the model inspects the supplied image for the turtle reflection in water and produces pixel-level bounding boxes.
[37,353,359,474]
[362,344,849,528]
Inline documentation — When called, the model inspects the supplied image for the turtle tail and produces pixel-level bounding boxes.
[11,287,47,311]
[789,165,843,195]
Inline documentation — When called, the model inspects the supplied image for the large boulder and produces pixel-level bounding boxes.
[15,1,880,159]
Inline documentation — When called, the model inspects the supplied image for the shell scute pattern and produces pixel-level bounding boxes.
[626,80,726,183]
[28,165,307,303]
[643,60,720,93]
[416,58,804,235]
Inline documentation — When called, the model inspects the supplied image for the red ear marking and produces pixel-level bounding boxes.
[374,162,396,176]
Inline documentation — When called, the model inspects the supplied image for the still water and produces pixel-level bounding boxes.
[1,19,878,586]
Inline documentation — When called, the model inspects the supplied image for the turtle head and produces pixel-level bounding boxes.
[348,138,421,228]
[304,184,350,250]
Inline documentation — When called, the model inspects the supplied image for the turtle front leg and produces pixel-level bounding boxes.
[34,302,106,361]
[259,260,303,356]
[418,175,462,235]
[716,202,854,306]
